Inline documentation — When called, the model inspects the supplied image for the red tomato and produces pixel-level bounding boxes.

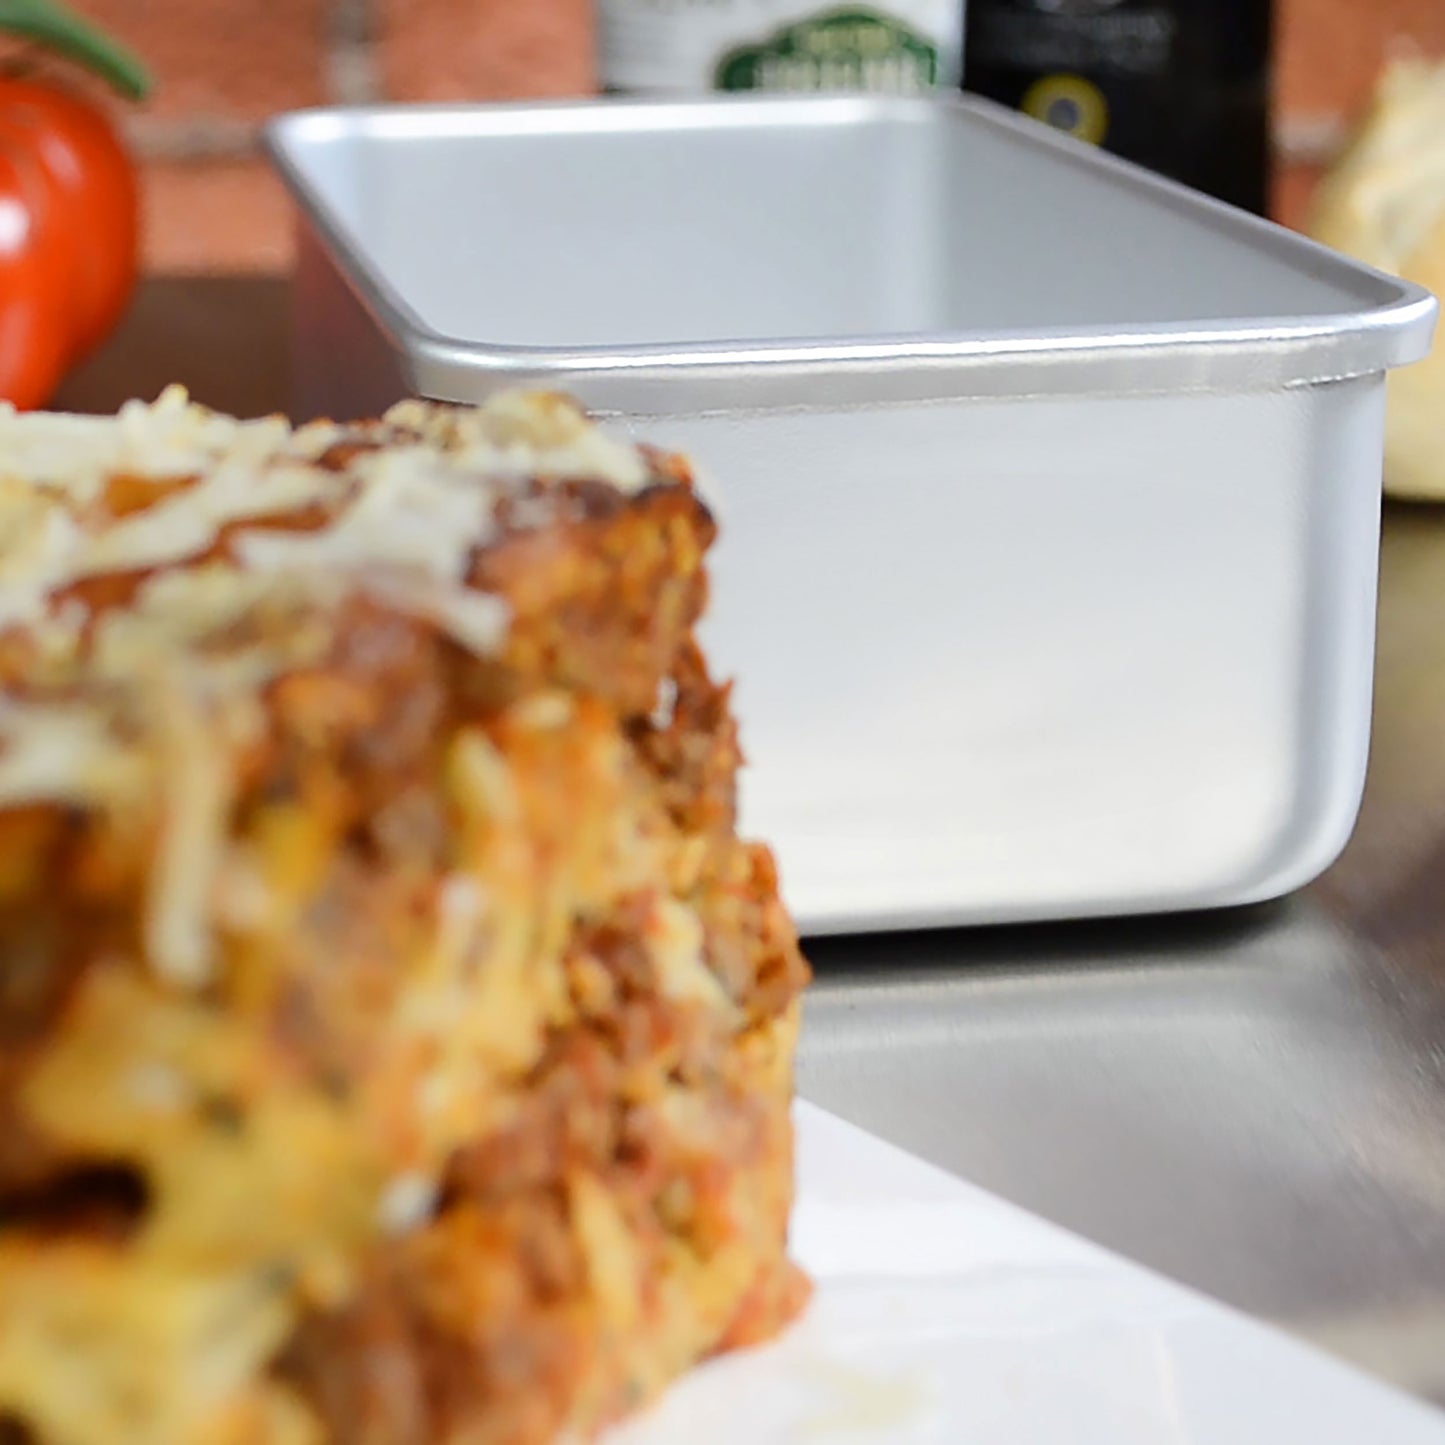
[0,139,69,412]
[0,78,139,365]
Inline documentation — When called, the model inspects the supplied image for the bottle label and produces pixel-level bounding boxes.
[969,3,1176,79]
[600,1,965,95]
[963,1,1272,217]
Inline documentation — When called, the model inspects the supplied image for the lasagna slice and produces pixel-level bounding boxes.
[0,387,810,1445]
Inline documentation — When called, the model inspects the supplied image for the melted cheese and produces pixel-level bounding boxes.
[0,702,143,807]
[234,446,495,580]
[0,386,291,503]
[144,681,236,988]
[76,461,340,579]
[0,496,85,629]
[360,572,511,658]
[387,391,650,494]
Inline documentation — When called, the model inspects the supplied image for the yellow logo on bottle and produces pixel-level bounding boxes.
[1021,73,1109,146]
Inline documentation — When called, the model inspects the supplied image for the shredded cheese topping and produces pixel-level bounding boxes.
[0,387,663,986]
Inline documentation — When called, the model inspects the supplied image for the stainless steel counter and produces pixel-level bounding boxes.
[798,502,1445,1411]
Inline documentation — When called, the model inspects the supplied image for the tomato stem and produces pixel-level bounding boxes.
[0,0,149,100]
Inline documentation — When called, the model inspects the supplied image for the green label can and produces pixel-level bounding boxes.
[600,2,966,96]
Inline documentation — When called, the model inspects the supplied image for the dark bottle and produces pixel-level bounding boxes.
[963,0,1272,216]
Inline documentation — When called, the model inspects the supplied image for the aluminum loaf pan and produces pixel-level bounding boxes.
[266,95,1437,933]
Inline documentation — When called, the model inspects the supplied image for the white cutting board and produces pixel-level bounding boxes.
[613,1103,1445,1443]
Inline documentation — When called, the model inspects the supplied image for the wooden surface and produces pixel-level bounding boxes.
[54,276,293,419]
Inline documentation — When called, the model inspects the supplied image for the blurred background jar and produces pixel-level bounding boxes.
[962,0,1272,215]
[598,1,965,95]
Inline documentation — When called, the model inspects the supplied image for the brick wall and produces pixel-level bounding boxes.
[22,0,1445,271]
[55,0,594,272]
